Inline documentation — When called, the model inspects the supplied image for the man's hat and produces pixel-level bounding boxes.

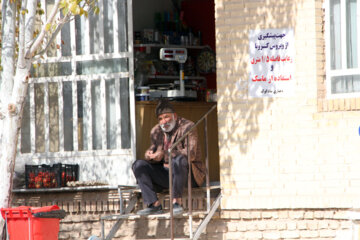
[155,99,175,117]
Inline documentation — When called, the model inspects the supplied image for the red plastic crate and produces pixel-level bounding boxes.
[1,205,62,240]
[25,164,79,189]
[52,163,79,187]
[25,164,57,189]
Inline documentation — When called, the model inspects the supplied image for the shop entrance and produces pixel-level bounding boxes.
[132,0,219,182]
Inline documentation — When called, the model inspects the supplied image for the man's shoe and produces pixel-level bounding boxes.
[172,203,183,216]
[137,204,163,216]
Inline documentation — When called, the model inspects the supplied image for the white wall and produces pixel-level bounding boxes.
[215,0,360,210]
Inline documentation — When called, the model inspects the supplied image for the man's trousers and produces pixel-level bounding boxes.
[132,154,197,205]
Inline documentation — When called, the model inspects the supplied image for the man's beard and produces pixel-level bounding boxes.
[160,115,176,132]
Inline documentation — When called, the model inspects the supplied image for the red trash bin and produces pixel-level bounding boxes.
[1,205,64,240]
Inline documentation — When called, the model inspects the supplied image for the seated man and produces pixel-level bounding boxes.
[132,99,206,216]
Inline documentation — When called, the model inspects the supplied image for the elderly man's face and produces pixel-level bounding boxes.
[158,113,177,132]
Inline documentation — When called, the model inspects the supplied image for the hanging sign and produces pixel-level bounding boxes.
[249,28,294,97]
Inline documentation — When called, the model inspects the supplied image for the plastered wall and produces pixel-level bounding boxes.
[215,0,360,210]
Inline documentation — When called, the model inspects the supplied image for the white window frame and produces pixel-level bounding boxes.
[325,0,360,99]
[18,0,136,160]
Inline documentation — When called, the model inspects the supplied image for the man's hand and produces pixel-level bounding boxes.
[145,150,154,160]
[145,150,164,162]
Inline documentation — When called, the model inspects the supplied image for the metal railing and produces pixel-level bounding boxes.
[167,104,217,240]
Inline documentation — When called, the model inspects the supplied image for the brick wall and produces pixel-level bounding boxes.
[215,0,360,210]
[59,209,360,240]
[13,191,360,239]
[216,209,360,240]
[12,190,212,239]
[12,191,360,240]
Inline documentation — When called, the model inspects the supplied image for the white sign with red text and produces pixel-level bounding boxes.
[249,28,294,97]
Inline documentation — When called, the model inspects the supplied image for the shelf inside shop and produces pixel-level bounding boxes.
[134,43,210,50]
[148,82,200,89]
[147,75,206,80]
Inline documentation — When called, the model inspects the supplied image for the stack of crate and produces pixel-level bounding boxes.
[25,163,79,189]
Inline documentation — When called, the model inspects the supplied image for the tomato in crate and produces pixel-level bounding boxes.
[25,165,51,189]
[53,163,79,187]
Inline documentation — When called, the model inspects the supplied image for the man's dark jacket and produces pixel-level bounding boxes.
[145,116,206,187]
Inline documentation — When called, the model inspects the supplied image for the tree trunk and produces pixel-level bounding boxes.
[0,0,16,157]
[0,0,93,238]
[0,66,30,236]
[0,0,37,238]
[0,0,17,236]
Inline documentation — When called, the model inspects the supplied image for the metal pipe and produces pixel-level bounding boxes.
[118,186,124,215]
[168,150,174,240]
[166,104,216,240]
[205,117,210,213]
[187,135,193,238]
[101,219,105,240]
[168,104,216,153]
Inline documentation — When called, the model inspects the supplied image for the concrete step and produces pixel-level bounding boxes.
[101,210,210,220]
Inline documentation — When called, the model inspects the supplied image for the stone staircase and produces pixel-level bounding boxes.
[100,183,221,240]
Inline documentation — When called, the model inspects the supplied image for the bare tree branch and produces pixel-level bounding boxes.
[32,14,71,60]
[25,0,61,59]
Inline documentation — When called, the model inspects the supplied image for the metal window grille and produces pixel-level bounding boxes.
[19,0,135,160]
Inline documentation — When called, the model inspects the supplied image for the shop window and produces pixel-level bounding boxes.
[20,0,133,155]
[325,0,360,98]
